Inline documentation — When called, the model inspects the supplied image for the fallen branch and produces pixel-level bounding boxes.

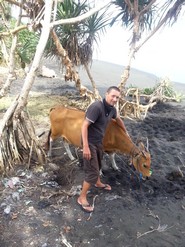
[137,209,174,239]
[119,98,156,120]
[137,223,173,239]
[60,233,72,247]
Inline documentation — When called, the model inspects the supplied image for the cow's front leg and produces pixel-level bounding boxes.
[109,153,119,171]
[63,141,75,161]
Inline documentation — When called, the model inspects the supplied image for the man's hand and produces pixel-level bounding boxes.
[83,146,91,160]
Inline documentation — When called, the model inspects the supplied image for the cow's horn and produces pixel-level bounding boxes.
[146,138,149,151]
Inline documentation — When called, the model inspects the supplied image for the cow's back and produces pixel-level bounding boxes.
[49,106,85,147]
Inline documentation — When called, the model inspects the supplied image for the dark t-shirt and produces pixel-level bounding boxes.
[85,100,117,144]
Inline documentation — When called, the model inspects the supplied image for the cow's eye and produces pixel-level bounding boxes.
[143,163,147,168]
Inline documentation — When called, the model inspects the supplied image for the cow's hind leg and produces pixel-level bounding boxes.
[63,141,75,161]
[48,138,53,158]
[100,153,119,174]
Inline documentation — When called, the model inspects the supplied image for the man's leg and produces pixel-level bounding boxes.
[95,177,111,190]
[78,181,94,212]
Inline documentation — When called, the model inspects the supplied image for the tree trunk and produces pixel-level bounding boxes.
[0,2,22,98]
[118,14,140,95]
[0,0,53,174]
[0,39,9,65]
[50,29,95,101]
[84,62,101,100]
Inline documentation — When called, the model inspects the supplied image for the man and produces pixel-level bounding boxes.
[77,86,127,213]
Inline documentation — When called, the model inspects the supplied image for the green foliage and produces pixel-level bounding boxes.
[159,82,174,97]
[142,79,185,102]
[127,84,155,95]
[0,1,11,22]
[17,29,39,67]
[156,80,184,102]
[46,0,111,65]
[110,0,157,31]
[127,79,184,102]
[0,14,38,68]
[141,87,154,95]
[175,93,185,102]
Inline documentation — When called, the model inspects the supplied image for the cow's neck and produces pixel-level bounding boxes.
[130,145,140,157]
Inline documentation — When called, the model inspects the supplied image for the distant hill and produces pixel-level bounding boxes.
[78,60,185,95]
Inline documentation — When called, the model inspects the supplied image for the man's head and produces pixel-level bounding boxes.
[105,86,120,106]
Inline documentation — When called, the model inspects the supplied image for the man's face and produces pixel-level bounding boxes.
[105,89,120,106]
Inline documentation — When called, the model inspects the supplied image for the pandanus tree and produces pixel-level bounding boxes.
[46,0,111,100]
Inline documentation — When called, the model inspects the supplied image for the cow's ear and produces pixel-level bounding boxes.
[138,142,145,151]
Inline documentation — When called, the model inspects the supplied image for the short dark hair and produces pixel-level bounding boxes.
[107,86,120,93]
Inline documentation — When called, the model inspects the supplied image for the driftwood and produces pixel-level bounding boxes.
[118,87,156,120]
[119,98,156,120]
[142,78,182,104]
[118,78,182,120]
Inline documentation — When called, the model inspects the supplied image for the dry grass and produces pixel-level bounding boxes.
[0,94,69,123]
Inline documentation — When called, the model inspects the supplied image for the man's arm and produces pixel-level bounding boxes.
[81,119,91,160]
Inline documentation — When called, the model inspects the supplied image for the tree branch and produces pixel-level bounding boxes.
[50,1,109,28]
[140,0,157,16]
[0,25,27,37]
[124,0,133,12]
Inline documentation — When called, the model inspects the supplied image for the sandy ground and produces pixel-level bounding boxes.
[0,60,185,247]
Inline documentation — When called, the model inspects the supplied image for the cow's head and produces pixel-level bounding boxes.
[132,142,152,178]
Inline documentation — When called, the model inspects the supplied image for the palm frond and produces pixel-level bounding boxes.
[46,0,110,66]
[17,29,39,66]
[111,0,157,31]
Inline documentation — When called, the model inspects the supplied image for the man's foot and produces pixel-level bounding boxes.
[95,183,111,191]
[77,198,94,213]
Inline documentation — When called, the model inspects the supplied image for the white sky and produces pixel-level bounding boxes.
[93,16,185,84]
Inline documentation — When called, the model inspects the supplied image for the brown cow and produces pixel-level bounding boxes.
[47,105,152,177]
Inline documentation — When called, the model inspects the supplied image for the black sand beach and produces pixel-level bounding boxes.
[0,60,185,246]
